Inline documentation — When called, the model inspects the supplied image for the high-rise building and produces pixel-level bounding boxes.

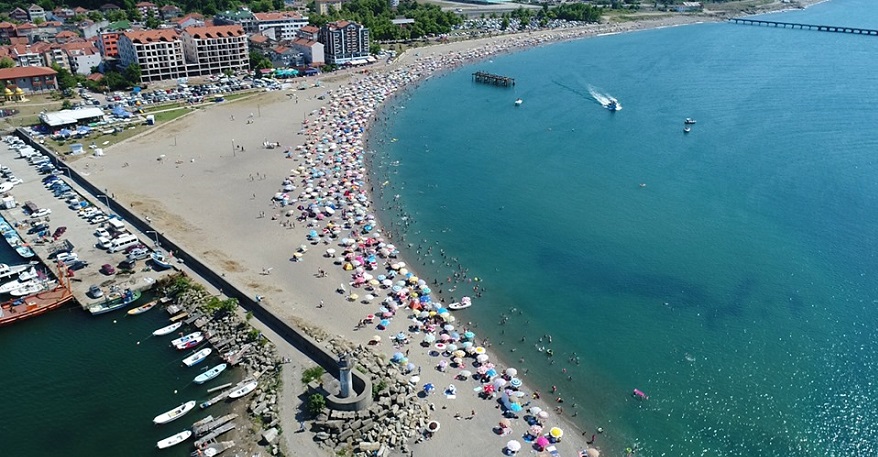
[318,21,369,65]
[180,25,249,77]
[118,29,187,82]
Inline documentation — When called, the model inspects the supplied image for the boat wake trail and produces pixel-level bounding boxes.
[588,85,621,110]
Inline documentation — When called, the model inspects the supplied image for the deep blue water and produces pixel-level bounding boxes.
[369,1,878,455]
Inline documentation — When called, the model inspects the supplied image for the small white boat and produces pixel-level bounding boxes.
[156,430,192,449]
[448,296,472,310]
[151,250,173,270]
[175,333,205,350]
[194,363,228,384]
[0,276,36,294]
[153,321,183,336]
[0,262,34,280]
[17,266,37,281]
[514,98,522,106]
[153,400,196,424]
[228,380,258,399]
[170,331,202,347]
[684,118,697,125]
[0,182,13,193]
[684,127,691,133]
[10,279,55,296]
[183,348,212,367]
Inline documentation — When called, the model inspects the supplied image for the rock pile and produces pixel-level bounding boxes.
[309,338,433,457]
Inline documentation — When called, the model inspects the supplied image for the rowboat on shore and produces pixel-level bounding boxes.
[227,380,257,399]
[153,400,196,424]
[156,430,192,449]
[183,348,212,367]
[151,250,173,270]
[170,331,202,347]
[194,363,228,384]
[153,321,183,336]
[127,300,158,315]
[175,333,205,350]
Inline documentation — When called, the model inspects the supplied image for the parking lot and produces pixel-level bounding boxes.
[0,136,177,307]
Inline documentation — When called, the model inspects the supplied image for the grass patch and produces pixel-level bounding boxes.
[151,107,191,123]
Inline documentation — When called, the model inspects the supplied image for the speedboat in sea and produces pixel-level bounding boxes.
[514,98,523,106]
[194,363,228,384]
[228,380,258,399]
[684,118,697,125]
[153,400,196,424]
[448,296,472,310]
[157,430,192,449]
[183,348,213,367]
[684,127,691,134]
[606,99,619,112]
[171,331,202,347]
[127,300,158,315]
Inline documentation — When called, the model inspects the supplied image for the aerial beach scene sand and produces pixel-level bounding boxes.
[14,0,850,455]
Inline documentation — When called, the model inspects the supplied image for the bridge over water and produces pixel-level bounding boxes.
[729,18,878,36]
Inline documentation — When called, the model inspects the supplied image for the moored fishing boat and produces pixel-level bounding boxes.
[127,300,158,315]
[0,281,74,327]
[153,321,183,336]
[227,380,257,399]
[156,430,192,449]
[10,279,55,296]
[171,331,202,347]
[153,400,196,424]
[194,363,228,384]
[0,215,35,259]
[0,262,35,280]
[87,288,141,315]
[176,333,205,350]
[183,348,212,367]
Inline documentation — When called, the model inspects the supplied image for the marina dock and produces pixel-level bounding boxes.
[472,71,515,87]
[194,422,236,448]
[193,413,238,436]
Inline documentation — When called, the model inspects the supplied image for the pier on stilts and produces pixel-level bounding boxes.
[472,71,515,87]
[729,18,878,36]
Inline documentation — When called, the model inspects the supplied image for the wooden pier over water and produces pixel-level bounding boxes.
[729,18,878,36]
[472,71,515,87]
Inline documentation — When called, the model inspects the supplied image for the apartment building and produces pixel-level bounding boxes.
[318,21,369,65]
[252,11,309,42]
[118,29,187,82]
[180,25,248,77]
[98,31,120,58]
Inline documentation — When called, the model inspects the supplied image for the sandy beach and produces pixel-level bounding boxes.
[57,9,817,456]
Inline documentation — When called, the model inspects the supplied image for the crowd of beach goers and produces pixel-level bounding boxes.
[77,5,830,454]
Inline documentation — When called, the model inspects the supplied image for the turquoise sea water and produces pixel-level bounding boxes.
[370,1,878,455]
[0,243,236,457]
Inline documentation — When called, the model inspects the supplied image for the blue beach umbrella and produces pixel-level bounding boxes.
[510,378,523,388]
[421,287,431,294]
[392,352,404,362]
[423,383,435,394]
[464,331,475,340]
[486,369,497,378]
[379,319,390,328]
[510,403,523,412]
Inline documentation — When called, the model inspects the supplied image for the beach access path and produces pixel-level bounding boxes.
[61,15,743,456]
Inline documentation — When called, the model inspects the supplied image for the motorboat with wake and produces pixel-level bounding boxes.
[605,99,619,112]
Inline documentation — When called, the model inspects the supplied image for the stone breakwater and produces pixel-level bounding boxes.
[306,335,433,457]
[169,285,285,455]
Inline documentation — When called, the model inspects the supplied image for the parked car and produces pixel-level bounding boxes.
[27,223,49,234]
[55,252,78,265]
[89,215,108,224]
[30,208,51,218]
[127,247,149,260]
[88,284,103,298]
[94,228,109,238]
[100,263,116,275]
[118,258,136,270]
[52,226,67,238]
[68,260,89,271]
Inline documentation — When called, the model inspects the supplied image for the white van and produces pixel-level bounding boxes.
[107,234,139,252]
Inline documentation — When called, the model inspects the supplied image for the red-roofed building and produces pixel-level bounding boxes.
[55,30,79,44]
[0,22,16,42]
[251,11,309,41]
[248,33,270,50]
[291,37,324,67]
[62,41,101,75]
[9,43,45,66]
[118,29,186,82]
[174,13,205,29]
[181,25,248,77]
[135,2,159,18]
[297,25,319,41]
[10,8,29,22]
[51,7,75,22]
[74,7,90,16]
[160,5,182,19]
[98,31,120,58]
[0,66,57,93]
[27,4,46,22]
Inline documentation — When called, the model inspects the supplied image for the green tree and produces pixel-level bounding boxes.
[123,64,141,85]
[0,57,14,69]
[51,64,77,92]
[306,393,326,416]
[88,11,104,22]
[249,50,272,71]
[102,71,129,90]
[301,366,326,383]
[145,11,160,29]
[61,99,73,110]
